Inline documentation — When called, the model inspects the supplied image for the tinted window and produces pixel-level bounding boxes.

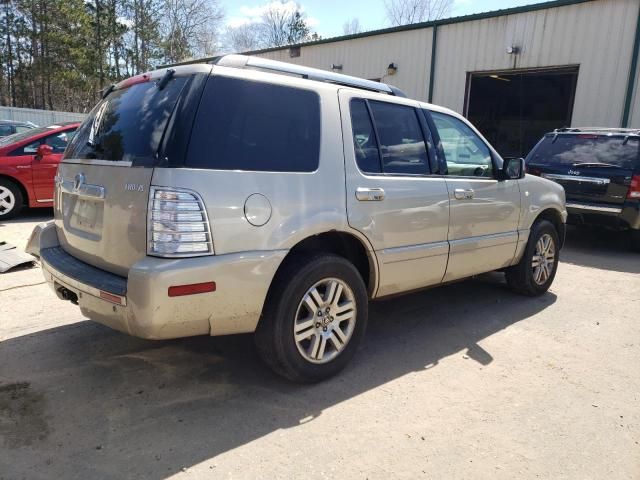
[65,77,187,162]
[369,101,428,175]
[527,135,640,169]
[185,76,320,172]
[431,111,493,177]
[0,125,13,137]
[350,99,381,173]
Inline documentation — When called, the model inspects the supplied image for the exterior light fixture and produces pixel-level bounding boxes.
[331,63,343,71]
[387,63,398,75]
[506,46,520,55]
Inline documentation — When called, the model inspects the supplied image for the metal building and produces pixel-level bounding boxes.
[238,0,640,158]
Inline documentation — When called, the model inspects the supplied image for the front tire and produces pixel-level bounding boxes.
[255,253,368,382]
[506,220,560,296]
[0,179,23,220]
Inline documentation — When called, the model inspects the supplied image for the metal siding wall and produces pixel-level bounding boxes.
[255,29,434,101]
[432,0,640,127]
[0,106,87,126]
[252,0,639,128]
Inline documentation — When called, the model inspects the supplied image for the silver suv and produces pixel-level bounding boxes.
[28,55,567,382]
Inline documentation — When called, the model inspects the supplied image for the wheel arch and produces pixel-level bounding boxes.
[269,230,379,300]
[534,208,566,249]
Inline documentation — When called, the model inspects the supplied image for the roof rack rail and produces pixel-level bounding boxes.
[213,54,407,97]
[553,127,640,135]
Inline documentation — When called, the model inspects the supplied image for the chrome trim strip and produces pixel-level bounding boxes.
[56,175,105,199]
[566,202,623,214]
[36,199,53,203]
[380,241,449,264]
[542,173,611,185]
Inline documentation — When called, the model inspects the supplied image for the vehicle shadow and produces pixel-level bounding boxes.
[0,208,53,226]
[0,274,556,479]
[561,226,640,274]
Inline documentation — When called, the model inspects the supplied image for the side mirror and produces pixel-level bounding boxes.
[499,157,525,180]
[35,144,54,160]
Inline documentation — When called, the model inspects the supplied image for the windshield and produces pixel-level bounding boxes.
[0,126,60,147]
[64,76,187,163]
[527,134,640,169]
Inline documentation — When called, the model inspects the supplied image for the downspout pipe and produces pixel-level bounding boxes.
[428,25,438,103]
[622,5,640,127]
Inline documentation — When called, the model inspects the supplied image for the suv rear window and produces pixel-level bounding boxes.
[527,134,640,169]
[185,76,320,172]
[64,77,188,163]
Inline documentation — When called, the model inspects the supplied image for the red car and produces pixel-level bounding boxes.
[0,122,80,220]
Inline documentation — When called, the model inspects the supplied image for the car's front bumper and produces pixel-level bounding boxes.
[29,222,287,340]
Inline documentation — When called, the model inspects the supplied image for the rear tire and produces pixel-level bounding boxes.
[506,220,560,296]
[0,179,23,220]
[631,229,640,253]
[255,253,368,383]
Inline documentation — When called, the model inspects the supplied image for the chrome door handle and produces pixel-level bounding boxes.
[356,187,385,202]
[454,188,475,200]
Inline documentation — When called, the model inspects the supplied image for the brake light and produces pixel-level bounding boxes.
[629,175,640,199]
[147,187,214,257]
[117,73,151,89]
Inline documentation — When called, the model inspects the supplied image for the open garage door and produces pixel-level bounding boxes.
[465,67,579,158]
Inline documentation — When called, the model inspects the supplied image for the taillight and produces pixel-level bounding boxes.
[147,187,214,257]
[629,175,640,200]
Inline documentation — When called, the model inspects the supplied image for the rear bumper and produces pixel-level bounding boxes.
[29,222,287,339]
[566,201,640,230]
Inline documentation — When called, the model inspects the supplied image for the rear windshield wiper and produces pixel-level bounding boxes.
[572,162,621,168]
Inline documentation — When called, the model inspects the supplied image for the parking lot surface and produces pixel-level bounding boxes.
[1,210,639,479]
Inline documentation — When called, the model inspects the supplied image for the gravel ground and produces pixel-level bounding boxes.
[1,209,639,480]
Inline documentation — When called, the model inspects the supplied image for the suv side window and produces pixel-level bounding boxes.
[186,76,321,172]
[0,125,13,137]
[350,99,382,173]
[369,101,429,175]
[349,99,430,175]
[431,111,493,177]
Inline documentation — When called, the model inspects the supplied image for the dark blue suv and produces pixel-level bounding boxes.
[526,128,640,251]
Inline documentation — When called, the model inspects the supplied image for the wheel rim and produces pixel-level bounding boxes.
[293,278,357,365]
[0,186,16,216]
[532,233,556,285]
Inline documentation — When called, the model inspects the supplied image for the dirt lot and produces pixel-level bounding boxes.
[1,209,639,480]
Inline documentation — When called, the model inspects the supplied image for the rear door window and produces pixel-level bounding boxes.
[185,76,321,172]
[0,125,13,136]
[368,101,429,175]
[349,99,430,175]
[64,77,188,163]
[527,135,640,169]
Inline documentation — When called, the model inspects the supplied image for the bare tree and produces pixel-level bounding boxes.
[225,23,263,53]
[384,0,452,26]
[162,0,224,63]
[342,18,362,35]
[259,1,312,47]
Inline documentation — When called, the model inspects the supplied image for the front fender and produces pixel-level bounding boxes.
[518,175,567,231]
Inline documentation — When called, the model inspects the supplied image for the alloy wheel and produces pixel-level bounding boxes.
[293,278,357,364]
[532,233,556,285]
[0,186,16,216]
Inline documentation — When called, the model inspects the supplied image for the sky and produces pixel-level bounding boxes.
[221,0,545,39]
